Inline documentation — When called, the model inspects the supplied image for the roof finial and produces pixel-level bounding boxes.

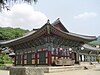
[47,19,50,24]
[57,18,60,20]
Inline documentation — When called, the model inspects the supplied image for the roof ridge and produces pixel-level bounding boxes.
[69,32,96,38]
[52,18,69,32]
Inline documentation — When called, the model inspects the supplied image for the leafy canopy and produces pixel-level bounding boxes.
[89,36,100,46]
[0,51,13,64]
[0,27,29,40]
[0,0,37,11]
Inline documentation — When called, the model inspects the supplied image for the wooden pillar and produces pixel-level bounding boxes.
[54,48,56,60]
[22,53,24,66]
[14,49,16,66]
[66,49,69,58]
[14,55,16,66]
[75,46,80,64]
[76,53,79,63]
[58,48,60,58]
[35,52,37,66]
[84,55,86,62]
[48,51,51,65]
[26,51,28,65]
[69,52,72,59]
[72,52,74,59]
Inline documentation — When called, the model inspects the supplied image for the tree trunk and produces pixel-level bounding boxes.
[0,3,2,12]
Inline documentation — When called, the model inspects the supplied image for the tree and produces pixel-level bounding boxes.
[0,51,13,64]
[0,27,29,40]
[0,0,37,11]
[89,36,100,46]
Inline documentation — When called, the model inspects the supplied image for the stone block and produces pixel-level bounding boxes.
[10,67,44,75]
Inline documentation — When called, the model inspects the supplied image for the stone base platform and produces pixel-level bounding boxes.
[10,65,96,75]
[10,67,44,75]
[36,65,95,73]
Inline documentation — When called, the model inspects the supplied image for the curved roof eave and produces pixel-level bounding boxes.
[51,18,96,42]
[0,23,48,46]
[50,25,96,42]
[67,32,97,41]
[0,31,36,45]
[83,44,100,51]
[0,19,97,46]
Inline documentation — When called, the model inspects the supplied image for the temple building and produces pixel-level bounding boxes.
[79,44,100,62]
[0,18,97,66]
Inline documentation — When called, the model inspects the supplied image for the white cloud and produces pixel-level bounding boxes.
[74,12,97,20]
[0,3,48,30]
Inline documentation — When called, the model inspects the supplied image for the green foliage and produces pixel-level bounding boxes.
[0,52,13,64]
[89,36,100,46]
[0,0,37,11]
[0,27,29,40]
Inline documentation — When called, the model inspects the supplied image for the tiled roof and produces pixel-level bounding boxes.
[83,44,100,50]
[0,19,97,46]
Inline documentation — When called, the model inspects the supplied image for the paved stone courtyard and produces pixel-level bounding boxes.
[1,69,100,75]
[0,64,100,75]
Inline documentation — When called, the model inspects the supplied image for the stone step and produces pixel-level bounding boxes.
[37,65,95,73]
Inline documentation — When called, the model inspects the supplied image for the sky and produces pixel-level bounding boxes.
[0,0,100,36]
